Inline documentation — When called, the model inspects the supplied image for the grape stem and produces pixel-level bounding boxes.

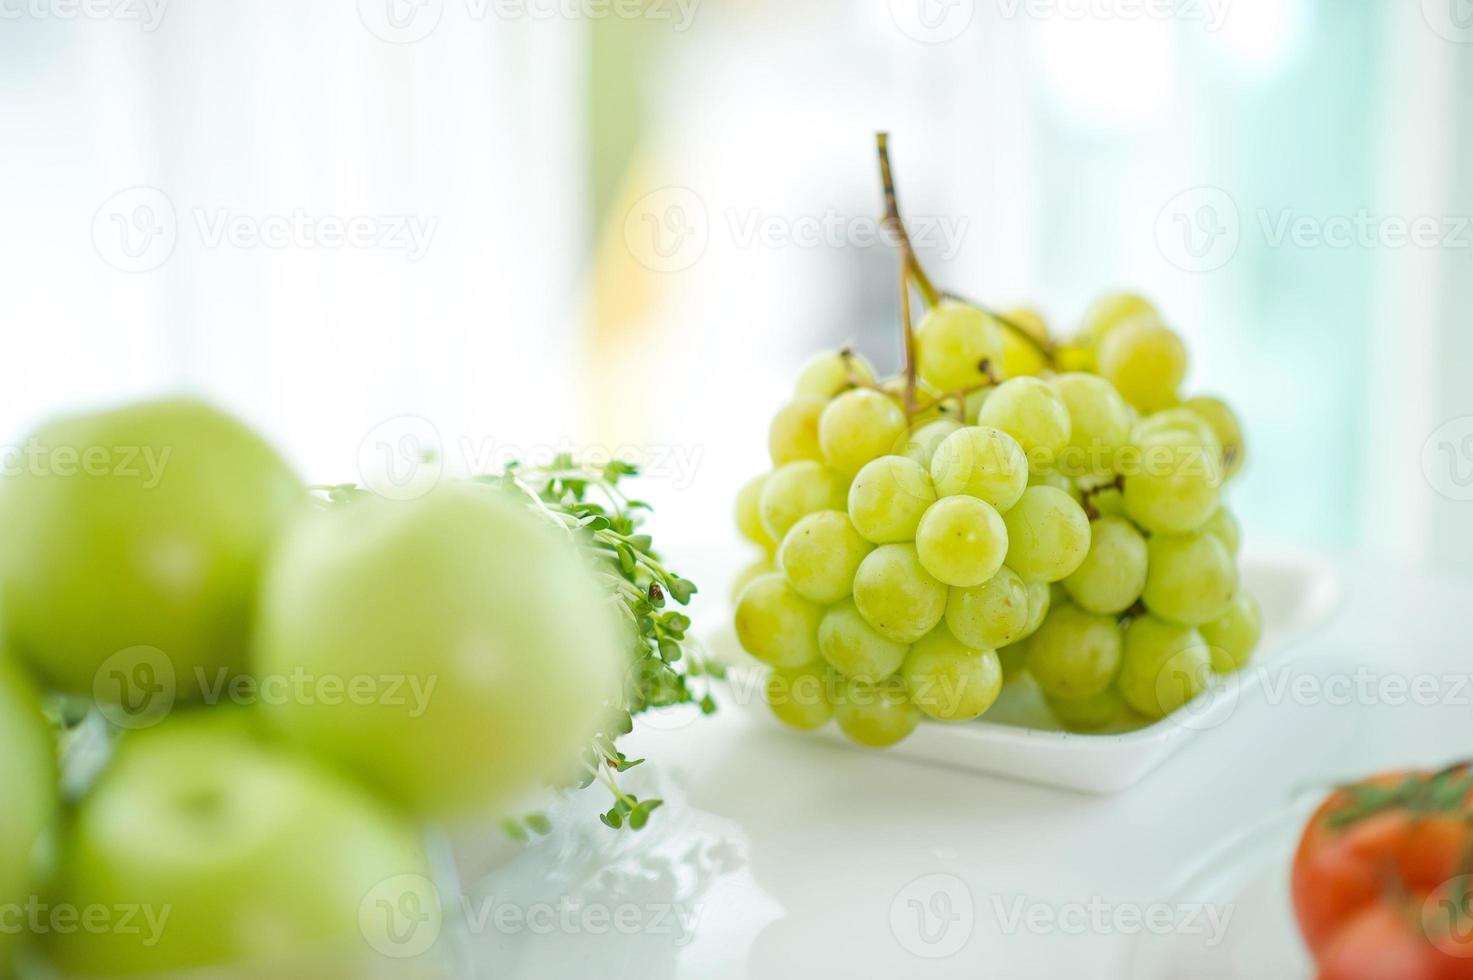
[875,133,1058,375]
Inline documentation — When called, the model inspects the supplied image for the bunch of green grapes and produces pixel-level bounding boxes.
[732,292,1260,746]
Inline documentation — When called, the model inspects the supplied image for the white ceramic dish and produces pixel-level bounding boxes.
[709,544,1343,794]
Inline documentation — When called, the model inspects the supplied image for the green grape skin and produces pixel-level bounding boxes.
[1051,372,1133,479]
[996,642,1029,677]
[778,510,873,605]
[1201,591,1262,673]
[818,598,908,684]
[730,558,774,605]
[1142,531,1238,626]
[946,565,1030,650]
[1062,516,1148,615]
[735,473,777,552]
[733,573,822,669]
[1045,687,1134,732]
[818,389,908,477]
[765,666,835,731]
[902,629,1003,722]
[1201,507,1241,556]
[977,377,1072,475]
[1001,486,1092,583]
[929,426,1029,511]
[852,544,948,644]
[915,496,1008,588]
[1097,318,1187,413]
[915,301,1004,393]
[1026,603,1123,701]
[768,395,828,466]
[1079,293,1159,347]
[833,678,922,748]
[847,455,936,544]
[759,461,848,543]
[1017,578,1052,642]
[1121,430,1222,534]
[999,307,1051,378]
[1184,395,1245,479]
[1084,481,1128,520]
[1028,468,1077,498]
[1132,408,1221,456]
[794,349,877,399]
[1116,616,1212,720]
[902,418,963,469]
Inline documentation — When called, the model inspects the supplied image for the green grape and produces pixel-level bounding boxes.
[1132,407,1221,455]
[1201,591,1262,673]
[768,395,828,465]
[1001,486,1091,583]
[1121,430,1221,534]
[1062,515,1147,615]
[818,389,908,477]
[1201,507,1240,557]
[818,598,908,683]
[997,642,1029,677]
[999,307,1051,378]
[735,473,776,552]
[794,349,877,399]
[1018,579,1052,641]
[765,666,835,731]
[977,377,1071,474]
[733,573,822,669]
[1079,292,1159,347]
[1142,531,1237,626]
[915,496,1008,588]
[778,510,873,604]
[903,629,1003,721]
[1184,395,1245,479]
[730,558,774,605]
[1083,480,1128,520]
[1097,318,1187,413]
[1051,372,1132,479]
[847,455,936,544]
[759,460,847,542]
[1116,616,1212,719]
[902,417,963,469]
[946,565,1030,650]
[1026,603,1123,701]
[1045,687,1133,732]
[1028,468,1076,497]
[852,543,948,643]
[915,301,1004,392]
[834,677,922,748]
[929,426,1028,511]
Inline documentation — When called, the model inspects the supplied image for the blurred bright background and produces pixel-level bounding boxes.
[4,0,1473,587]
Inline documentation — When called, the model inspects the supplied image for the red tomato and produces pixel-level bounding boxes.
[1292,764,1473,979]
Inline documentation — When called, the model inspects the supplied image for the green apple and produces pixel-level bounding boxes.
[254,483,624,819]
[44,710,441,978]
[0,398,302,698]
[0,657,57,975]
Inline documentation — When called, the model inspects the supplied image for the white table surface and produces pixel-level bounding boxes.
[458,554,1473,979]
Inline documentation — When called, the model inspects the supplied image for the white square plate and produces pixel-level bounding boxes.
[708,544,1343,794]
